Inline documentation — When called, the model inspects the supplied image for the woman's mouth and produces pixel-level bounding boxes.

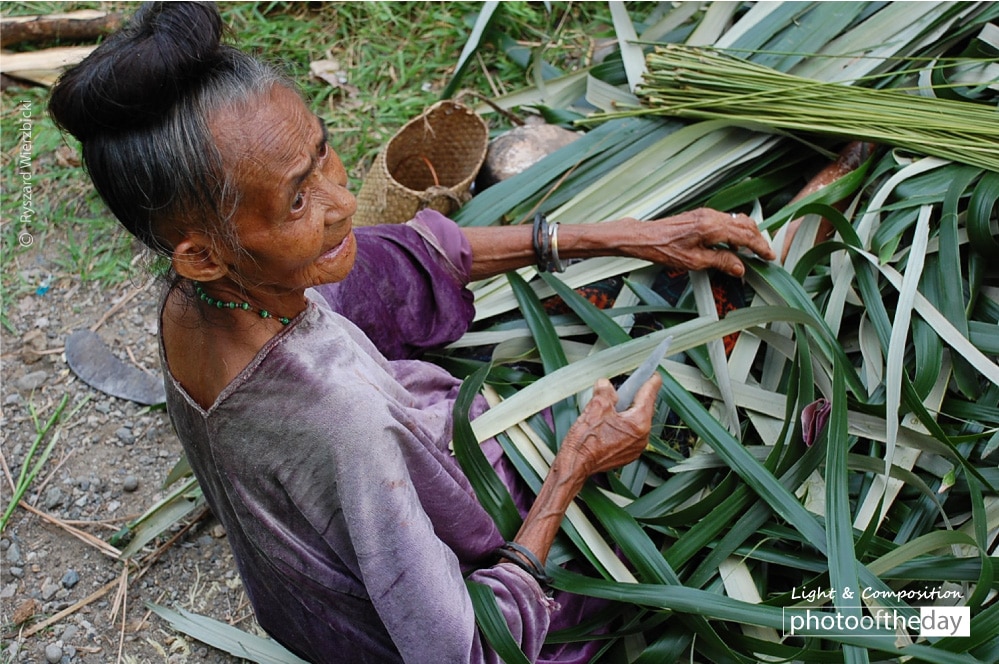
[318,230,355,264]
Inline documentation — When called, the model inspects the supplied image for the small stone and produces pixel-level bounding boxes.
[5,541,22,565]
[61,570,80,589]
[115,427,134,445]
[16,370,48,391]
[41,582,61,601]
[122,476,139,492]
[60,624,78,642]
[17,293,37,313]
[79,619,96,637]
[21,329,47,364]
[9,566,23,578]
[0,582,16,599]
[44,643,62,664]
[44,487,64,510]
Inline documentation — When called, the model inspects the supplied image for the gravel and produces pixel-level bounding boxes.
[1,271,256,663]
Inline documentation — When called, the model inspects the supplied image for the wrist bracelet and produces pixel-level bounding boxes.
[533,212,551,272]
[496,542,553,588]
[532,212,565,273]
[547,220,566,273]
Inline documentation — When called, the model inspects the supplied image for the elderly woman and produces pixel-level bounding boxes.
[49,3,774,662]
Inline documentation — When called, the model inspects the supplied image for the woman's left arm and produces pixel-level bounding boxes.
[462,209,776,281]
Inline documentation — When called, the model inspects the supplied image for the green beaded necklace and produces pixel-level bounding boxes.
[193,282,291,326]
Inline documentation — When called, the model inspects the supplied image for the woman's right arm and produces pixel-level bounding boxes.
[503,374,662,569]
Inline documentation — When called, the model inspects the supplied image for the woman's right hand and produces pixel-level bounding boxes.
[557,374,662,480]
[508,373,662,567]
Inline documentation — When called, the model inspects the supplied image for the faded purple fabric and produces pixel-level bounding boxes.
[161,212,603,663]
[313,210,476,360]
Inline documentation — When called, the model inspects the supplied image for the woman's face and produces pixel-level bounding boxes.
[209,84,357,292]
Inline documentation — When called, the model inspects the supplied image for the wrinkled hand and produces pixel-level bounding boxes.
[615,208,775,277]
[558,374,662,480]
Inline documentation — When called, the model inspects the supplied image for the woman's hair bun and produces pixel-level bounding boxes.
[50,2,224,141]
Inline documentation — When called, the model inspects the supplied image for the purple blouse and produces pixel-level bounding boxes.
[162,211,601,663]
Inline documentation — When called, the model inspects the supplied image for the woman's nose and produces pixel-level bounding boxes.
[320,175,356,222]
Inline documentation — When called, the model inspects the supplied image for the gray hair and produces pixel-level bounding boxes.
[49,2,293,256]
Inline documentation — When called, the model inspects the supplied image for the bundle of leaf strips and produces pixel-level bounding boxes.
[632,45,999,171]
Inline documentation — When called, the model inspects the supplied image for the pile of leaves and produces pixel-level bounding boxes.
[443,2,998,662]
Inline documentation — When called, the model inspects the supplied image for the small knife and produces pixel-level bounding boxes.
[614,336,672,412]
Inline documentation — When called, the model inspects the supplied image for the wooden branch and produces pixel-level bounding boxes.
[779,141,877,263]
[0,45,96,73]
[1,10,123,48]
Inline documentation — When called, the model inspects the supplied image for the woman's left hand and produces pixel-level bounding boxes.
[609,209,775,277]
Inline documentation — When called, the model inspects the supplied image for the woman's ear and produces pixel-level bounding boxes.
[171,233,229,282]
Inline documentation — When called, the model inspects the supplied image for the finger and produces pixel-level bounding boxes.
[635,372,662,407]
[725,213,776,260]
[704,249,747,277]
[736,232,776,261]
[589,377,618,408]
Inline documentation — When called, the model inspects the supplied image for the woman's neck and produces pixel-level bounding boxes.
[191,278,306,328]
[161,280,302,410]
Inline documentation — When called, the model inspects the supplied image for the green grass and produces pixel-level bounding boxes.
[219,1,623,184]
[0,1,625,302]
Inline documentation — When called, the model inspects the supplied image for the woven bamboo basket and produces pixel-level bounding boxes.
[354,100,489,226]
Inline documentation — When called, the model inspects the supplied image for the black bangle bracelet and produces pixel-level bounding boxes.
[496,542,553,588]
[533,212,551,273]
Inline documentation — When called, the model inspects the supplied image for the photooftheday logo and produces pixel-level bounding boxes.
[783,606,971,638]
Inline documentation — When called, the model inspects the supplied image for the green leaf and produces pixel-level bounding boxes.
[824,362,867,664]
[452,362,522,539]
[507,270,577,445]
[608,1,645,92]
[465,581,533,664]
[659,369,829,553]
[119,477,203,559]
[441,2,500,99]
[454,117,672,228]
[967,172,999,259]
[579,487,747,664]
[147,603,308,664]
[936,167,983,398]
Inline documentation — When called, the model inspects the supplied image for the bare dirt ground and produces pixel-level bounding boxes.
[2,252,260,662]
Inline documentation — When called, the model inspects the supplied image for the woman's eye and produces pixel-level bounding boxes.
[291,191,306,212]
